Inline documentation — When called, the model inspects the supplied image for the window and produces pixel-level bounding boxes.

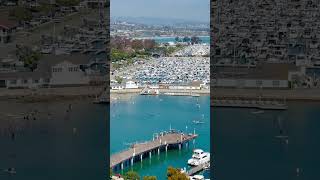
[53,67,62,72]
[256,80,262,86]
[44,78,50,83]
[23,79,28,84]
[33,79,39,83]
[68,67,79,72]
[10,80,17,84]
[272,80,280,87]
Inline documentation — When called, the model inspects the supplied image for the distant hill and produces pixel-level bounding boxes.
[111,16,209,26]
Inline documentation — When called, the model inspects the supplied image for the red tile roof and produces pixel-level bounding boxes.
[0,19,18,29]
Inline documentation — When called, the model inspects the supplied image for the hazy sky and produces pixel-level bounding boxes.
[111,0,210,22]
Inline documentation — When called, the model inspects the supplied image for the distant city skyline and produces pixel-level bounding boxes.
[111,0,210,23]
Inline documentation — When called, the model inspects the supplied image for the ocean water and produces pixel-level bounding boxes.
[153,36,210,44]
[110,95,210,179]
[0,101,107,180]
[213,101,320,180]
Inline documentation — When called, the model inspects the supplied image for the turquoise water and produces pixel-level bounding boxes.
[153,36,210,44]
[110,95,210,179]
[213,101,320,179]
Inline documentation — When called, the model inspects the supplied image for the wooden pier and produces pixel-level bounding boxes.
[110,130,198,171]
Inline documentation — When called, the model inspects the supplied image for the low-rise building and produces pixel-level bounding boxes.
[0,54,106,88]
[125,80,139,89]
[0,19,17,44]
[214,63,295,88]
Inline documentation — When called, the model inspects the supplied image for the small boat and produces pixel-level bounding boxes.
[188,149,210,166]
[275,135,289,139]
[192,120,205,124]
[140,89,159,95]
[251,110,264,114]
[3,168,16,174]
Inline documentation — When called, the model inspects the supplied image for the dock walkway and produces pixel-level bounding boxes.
[110,130,198,170]
[187,162,210,176]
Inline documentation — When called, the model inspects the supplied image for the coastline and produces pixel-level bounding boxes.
[0,86,105,102]
[110,88,210,102]
[212,88,320,101]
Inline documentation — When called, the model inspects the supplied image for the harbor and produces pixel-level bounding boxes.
[110,95,210,179]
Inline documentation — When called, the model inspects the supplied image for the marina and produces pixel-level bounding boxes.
[110,95,210,179]
[112,56,209,86]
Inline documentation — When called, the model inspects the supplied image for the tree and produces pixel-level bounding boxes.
[124,171,140,180]
[131,39,144,51]
[9,6,32,22]
[143,176,157,180]
[167,166,188,180]
[183,36,190,42]
[143,39,156,50]
[110,168,113,177]
[115,76,123,84]
[16,45,41,71]
[56,0,80,6]
[191,36,201,45]
[38,3,55,15]
[175,36,180,42]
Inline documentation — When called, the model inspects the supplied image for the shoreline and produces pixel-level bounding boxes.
[212,88,320,101]
[0,86,106,102]
[110,89,209,102]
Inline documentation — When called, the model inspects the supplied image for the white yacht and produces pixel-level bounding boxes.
[189,175,205,180]
[188,149,210,166]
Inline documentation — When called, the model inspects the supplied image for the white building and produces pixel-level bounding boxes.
[125,81,139,89]
[50,61,89,86]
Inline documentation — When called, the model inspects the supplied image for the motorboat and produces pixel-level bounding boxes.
[192,120,205,124]
[188,149,210,166]
[189,175,205,180]
[251,110,264,114]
